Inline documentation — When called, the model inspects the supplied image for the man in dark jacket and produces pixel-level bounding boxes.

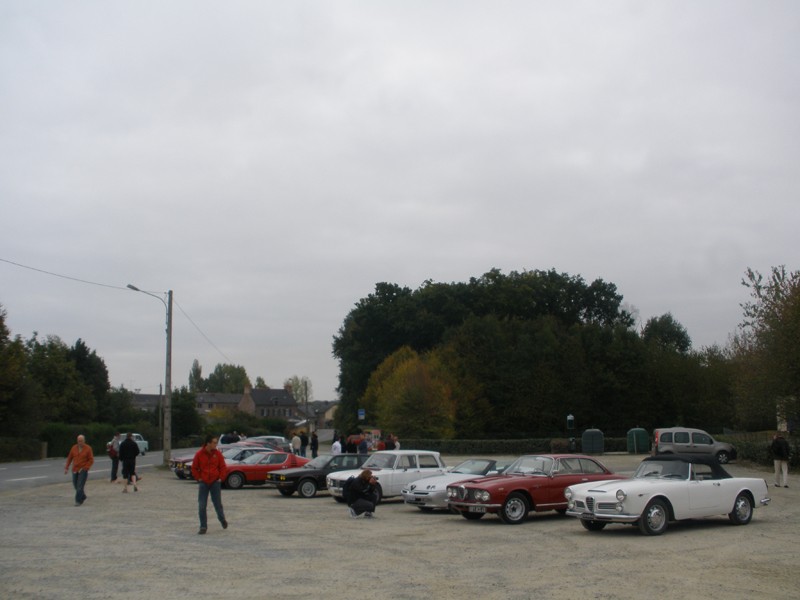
[771,432,791,488]
[119,433,140,493]
[348,469,378,518]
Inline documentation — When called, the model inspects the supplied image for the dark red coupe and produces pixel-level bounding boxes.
[447,454,625,524]
[224,452,310,489]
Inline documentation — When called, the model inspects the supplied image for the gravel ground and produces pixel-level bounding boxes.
[0,453,796,600]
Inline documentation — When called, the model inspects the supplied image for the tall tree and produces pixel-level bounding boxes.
[204,363,251,393]
[0,305,38,436]
[189,359,204,392]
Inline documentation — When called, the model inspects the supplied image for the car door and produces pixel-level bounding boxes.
[687,462,728,514]
[543,458,609,509]
[688,432,715,456]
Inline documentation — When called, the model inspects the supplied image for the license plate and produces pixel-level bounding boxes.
[468,505,486,513]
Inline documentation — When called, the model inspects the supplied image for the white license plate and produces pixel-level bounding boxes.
[468,505,486,513]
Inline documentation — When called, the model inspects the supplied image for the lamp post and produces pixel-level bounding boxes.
[127,284,172,467]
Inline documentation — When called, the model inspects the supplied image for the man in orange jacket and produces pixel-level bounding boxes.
[64,434,94,506]
[191,435,229,534]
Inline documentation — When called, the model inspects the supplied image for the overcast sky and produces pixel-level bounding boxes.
[1,1,798,401]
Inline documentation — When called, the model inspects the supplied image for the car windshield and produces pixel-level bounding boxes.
[242,452,272,465]
[634,460,690,480]
[305,455,331,469]
[362,453,397,469]
[505,456,554,475]
[451,459,494,475]
[222,448,245,459]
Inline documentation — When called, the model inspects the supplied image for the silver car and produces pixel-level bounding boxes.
[653,427,736,464]
[401,458,509,511]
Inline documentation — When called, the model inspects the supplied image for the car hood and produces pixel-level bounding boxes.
[449,473,542,488]
[271,466,316,477]
[406,472,484,490]
[568,477,661,496]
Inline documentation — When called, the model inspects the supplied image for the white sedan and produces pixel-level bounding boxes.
[564,454,770,535]
[327,450,447,503]
[401,458,510,511]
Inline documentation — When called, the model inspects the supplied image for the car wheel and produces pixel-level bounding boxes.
[333,496,347,503]
[226,472,245,490]
[298,479,318,498]
[638,499,669,535]
[499,492,529,525]
[461,511,484,520]
[278,488,294,497]
[716,451,730,464]
[729,492,753,525]
[581,520,607,532]
[374,485,383,505]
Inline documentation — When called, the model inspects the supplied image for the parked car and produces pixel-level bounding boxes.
[327,450,447,503]
[111,433,148,455]
[401,458,511,511]
[266,453,370,498]
[246,435,293,453]
[447,454,624,524]
[652,427,737,464]
[170,442,277,479]
[223,452,310,489]
[564,454,770,535]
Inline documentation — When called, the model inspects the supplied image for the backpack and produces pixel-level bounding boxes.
[341,476,355,505]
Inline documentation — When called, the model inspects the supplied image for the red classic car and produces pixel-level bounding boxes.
[223,452,310,489]
[447,454,624,524]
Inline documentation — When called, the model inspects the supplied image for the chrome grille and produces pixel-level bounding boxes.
[586,497,595,512]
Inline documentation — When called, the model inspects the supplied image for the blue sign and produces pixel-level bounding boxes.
[358,408,365,420]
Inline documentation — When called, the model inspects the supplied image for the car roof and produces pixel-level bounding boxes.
[372,450,440,455]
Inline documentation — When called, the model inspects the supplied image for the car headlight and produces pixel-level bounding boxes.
[615,489,627,502]
[564,487,573,500]
[447,488,455,498]
[475,490,490,502]
[567,499,575,509]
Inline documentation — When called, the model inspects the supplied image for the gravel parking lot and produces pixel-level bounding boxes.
[1,453,796,599]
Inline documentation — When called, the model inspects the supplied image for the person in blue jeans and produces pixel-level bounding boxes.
[191,435,229,534]
[64,435,94,506]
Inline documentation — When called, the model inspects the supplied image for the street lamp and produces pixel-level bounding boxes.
[127,284,173,467]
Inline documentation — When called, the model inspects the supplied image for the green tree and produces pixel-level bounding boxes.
[0,305,38,436]
[171,387,203,440]
[26,334,95,423]
[188,359,204,392]
[642,313,692,354]
[204,364,251,393]
[734,266,800,428]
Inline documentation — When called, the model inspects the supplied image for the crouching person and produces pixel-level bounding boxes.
[349,469,378,518]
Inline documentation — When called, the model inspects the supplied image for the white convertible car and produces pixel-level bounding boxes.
[565,454,770,535]
[401,458,510,511]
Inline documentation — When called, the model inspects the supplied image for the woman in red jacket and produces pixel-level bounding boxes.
[191,435,229,534]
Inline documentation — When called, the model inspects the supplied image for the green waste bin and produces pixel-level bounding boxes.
[627,428,649,454]
[581,429,604,454]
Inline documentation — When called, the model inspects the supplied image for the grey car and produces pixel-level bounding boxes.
[652,427,736,464]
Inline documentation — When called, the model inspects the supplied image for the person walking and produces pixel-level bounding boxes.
[299,431,309,457]
[291,433,301,455]
[191,435,229,534]
[64,435,94,506]
[771,432,791,488]
[107,432,121,483]
[348,469,378,518]
[331,436,342,455]
[119,433,140,493]
[310,432,319,458]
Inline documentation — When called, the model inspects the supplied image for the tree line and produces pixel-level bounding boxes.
[333,267,799,439]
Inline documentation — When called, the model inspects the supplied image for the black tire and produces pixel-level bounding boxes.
[581,520,607,532]
[226,472,245,490]
[417,506,435,513]
[499,492,530,525]
[638,499,669,535]
[333,496,347,504]
[729,492,754,525]
[298,479,318,499]
[461,511,485,520]
[374,485,383,505]
[716,451,731,464]
[278,488,294,497]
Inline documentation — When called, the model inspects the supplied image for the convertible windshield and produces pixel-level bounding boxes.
[634,460,690,480]
[506,456,554,475]
[362,453,397,469]
[451,459,494,475]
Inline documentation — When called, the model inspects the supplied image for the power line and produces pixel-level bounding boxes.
[1,256,233,363]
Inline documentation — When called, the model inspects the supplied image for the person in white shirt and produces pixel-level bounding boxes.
[331,437,342,455]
